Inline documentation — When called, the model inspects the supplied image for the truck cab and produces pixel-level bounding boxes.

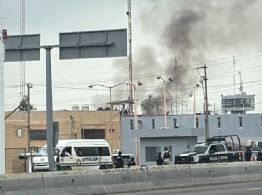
[175,135,244,164]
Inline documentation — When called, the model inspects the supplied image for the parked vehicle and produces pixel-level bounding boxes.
[56,139,113,170]
[250,150,262,161]
[32,139,113,172]
[112,153,134,168]
[174,135,244,164]
[32,140,68,172]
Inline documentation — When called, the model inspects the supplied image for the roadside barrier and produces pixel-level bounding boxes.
[0,162,262,195]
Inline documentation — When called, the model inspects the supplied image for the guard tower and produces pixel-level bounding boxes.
[221,93,255,114]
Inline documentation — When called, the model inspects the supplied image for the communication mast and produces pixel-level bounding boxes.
[233,56,236,95]
[238,71,244,95]
[20,0,25,100]
[127,0,133,114]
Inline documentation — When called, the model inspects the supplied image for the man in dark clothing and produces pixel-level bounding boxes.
[128,157,136,167]
[156,152,164,165]
[115,151,124,168]
[163,147,171,165]
[245,146,252,161]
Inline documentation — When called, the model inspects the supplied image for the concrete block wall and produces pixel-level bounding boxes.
[0,162,262,195]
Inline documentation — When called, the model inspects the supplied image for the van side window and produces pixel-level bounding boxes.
[74,147,110,156]
[76,148,84,156]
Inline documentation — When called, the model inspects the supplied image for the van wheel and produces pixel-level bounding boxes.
[76,159,81,166]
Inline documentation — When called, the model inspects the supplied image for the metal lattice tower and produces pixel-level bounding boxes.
[20,0,25,100]
[127,0,133,113]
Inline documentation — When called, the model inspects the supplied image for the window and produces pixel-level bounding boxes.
[260,116,262,127]
[196,118,199,128]
[30,129,47,140]
[74,147,110,156]
[239,117,243,128]
[215,144,226,152]
[152,119,155,129]
[61,147,72,157]
[138,120,143,129]
[173,118,178,128]
[217,117,221,128]
[145,146,161,162]
[130,120,134,130]
[82,129,105,139]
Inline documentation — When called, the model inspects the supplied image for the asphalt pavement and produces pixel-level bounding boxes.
[114,180,262,195]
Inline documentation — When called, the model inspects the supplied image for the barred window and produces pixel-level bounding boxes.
[130,120,134,130]
[217,117,221,128]
[30,129,47,140]
[152,119,155,129]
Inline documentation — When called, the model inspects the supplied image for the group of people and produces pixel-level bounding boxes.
[111,145,253,168]
[156,147,171,165]
[114,151,136,168]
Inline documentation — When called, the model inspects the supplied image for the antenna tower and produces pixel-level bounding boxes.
[127,0,133,114]
[20,0,25,100]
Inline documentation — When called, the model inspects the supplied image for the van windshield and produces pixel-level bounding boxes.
[36,146,63,156]
[36,147,47,156]
[74,147,110,156]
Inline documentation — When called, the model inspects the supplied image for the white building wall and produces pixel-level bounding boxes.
[120,113,262,159]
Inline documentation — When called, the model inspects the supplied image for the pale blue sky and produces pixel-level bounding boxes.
[2,0,262,114]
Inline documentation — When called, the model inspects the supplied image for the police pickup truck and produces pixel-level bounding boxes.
[175,135,244,164]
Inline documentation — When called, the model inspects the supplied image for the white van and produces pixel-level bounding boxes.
[32,140,69,172]
[32,139,112,171]
[57,139,113,170]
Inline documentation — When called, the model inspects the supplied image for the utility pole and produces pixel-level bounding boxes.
[203,64,209,141]
[27,83,32,152]
[175,57,178,115]
[197,64,209,141]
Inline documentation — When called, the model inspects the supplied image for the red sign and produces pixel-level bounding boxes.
[2,29,7,40]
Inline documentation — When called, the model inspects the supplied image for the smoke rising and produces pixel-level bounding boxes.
[113,0,261,115]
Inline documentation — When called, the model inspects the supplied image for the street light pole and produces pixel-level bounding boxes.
[163,80,167,128]
[157,76,172,129]
[89,82,124,151]
[193,84,199,128]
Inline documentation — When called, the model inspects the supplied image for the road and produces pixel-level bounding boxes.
[115,181,262,195]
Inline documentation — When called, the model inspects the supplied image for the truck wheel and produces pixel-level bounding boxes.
[76,159,81,166]
[199,159,207,163]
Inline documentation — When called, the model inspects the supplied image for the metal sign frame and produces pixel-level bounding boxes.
[4,34,40,62]
[59,29,127,59]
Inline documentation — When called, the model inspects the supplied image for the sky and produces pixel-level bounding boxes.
[1,0,262,114]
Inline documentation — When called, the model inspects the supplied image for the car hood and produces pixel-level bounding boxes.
[178,152,197,157]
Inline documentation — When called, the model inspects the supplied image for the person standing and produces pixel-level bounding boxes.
[128,157,136,167]
[115,151,124,168]
[156,152,164,165]
[163,147,171,165]
[245,146,252,161]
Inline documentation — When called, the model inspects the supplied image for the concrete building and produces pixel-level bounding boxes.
[120,113,262,165]
[5,110,121,173]
[5,109,262,172]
